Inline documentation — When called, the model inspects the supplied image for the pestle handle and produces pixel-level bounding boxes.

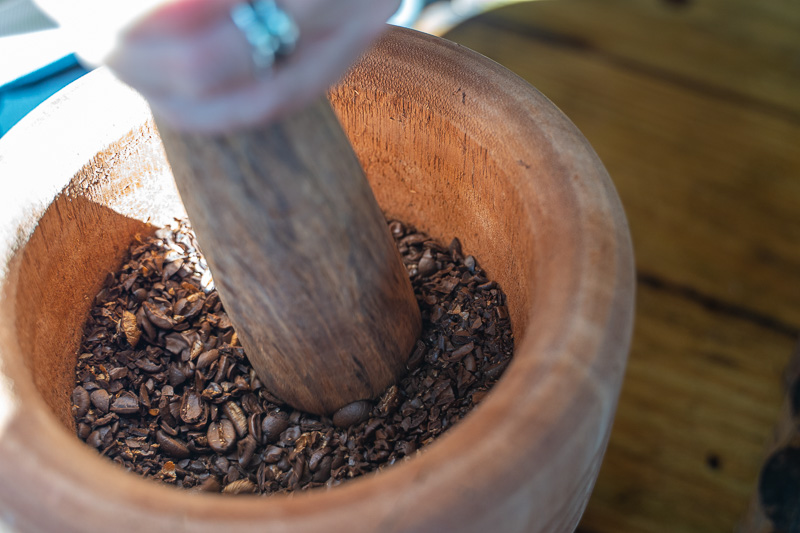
[157,95,421,415]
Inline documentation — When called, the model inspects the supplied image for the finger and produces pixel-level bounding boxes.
[110,0,388,100]
[108,15,253,100]
[148,18,392,132]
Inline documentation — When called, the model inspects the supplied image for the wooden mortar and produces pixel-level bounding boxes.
[0,27,634,533]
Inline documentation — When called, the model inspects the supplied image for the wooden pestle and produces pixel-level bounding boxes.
[156,96,421,415]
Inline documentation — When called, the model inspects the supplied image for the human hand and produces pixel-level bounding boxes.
[36,0,401,132]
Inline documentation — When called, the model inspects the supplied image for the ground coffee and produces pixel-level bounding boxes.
[72,219,513,494]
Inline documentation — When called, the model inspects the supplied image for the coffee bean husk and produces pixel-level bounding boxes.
[72,219,514,494]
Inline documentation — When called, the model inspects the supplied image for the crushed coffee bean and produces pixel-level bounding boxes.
[72,219,514,494]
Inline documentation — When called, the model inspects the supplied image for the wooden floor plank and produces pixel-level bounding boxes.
[476,0,800,117]
[581,283,794,533]
[445,6,800,329]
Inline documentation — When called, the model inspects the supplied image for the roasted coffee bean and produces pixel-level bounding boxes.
[463,353,477,373]
[222,479,257,495]
[72,386,90,418]
[377,385,400,416]
[120,310,141,347]
[110,392,140,415]
[389,220,405,238]
[168,364,188,387]
[143,301,175,329]
[279,426,301,446]
[165,333,188,354]
[332,400,371,428]
[108,367,128,381]
[447,342,474,362]
[90,388,110,414]
[195,349,219,370]
[308,448,330,472]
[448,237,463,260]
[464,255,476,272]
[261,411,290,444]
[417,253,438,277]
[263,446,283,464]
[311,456,333,482]
[72,219,513,496]
[135,357,162,373]
[241,394,261,415]
[207,419,237,453]
[201,382,223,401]
[76,422,91,440]
[189,339,205,361]
[222,402,248,438]
[407,340,426,371]
[180,391,205,424]
[483,360,509,381]
[86,429,104,448]
[237,435,257,467]
[156,430,191,459]
[194,476,221,493]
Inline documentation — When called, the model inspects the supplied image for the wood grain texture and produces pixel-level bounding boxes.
[157,96,420,415]
[445,0,800,331]
[738,340,800,533]
[583,284,793,533]
[0,28,633,533]
[442,1,800,532]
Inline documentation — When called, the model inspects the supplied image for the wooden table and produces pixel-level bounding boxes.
[441,1,800,531]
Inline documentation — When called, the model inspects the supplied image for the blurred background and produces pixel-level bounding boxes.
[2,0,799,531]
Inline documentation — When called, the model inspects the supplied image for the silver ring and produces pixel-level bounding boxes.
[230,0,299,75]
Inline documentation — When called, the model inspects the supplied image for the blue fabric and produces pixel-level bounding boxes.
[0,54,91,137]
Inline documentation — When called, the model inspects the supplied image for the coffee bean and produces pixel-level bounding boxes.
[389,221,405,238]
[142,301,173,330]
[407,340,426,371]
[86,429,104,448]
[464,255,476,272]
[377,385,400,416]
[263,446,283,463]
[447,342,474,361]
[463,353,477,373]
[164,333,188,354]
[189,339,205,360]
[168,364,188,387]
[135,357,162,373]
[72,386,90,418]
[332,400,371,428]
[108,367,128,381]
[156,430,191,459]
[195,349,219,370]
[120,310,141,347]
[222,479,257,495]
[308,448,330,472]
[237,434,257,467]
[417,253,438,277]
[201,382,223,401]
[110,392,140,415]
[483,360,509,381]
[208,419,237,453]
[247,413,262,442]
[261,411,290,444]
[180,391,204,424]
[194,476,221,493]
[222,402,248,438]
[279,426,301,446]
[77,422,91,440]
[90,388,110,414]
